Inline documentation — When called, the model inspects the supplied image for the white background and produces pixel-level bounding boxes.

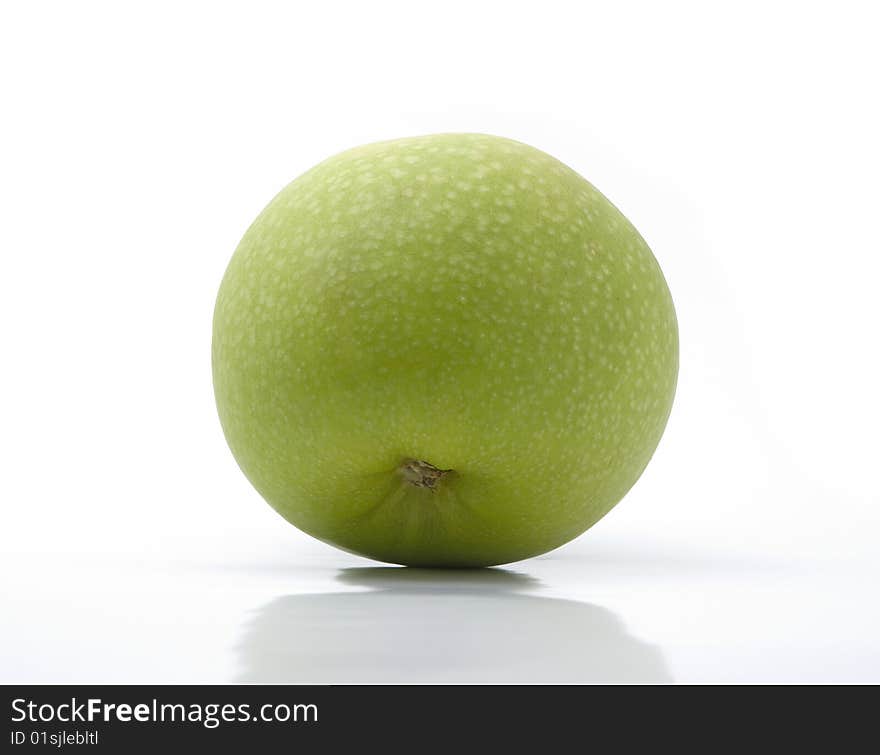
[2,1,878,683]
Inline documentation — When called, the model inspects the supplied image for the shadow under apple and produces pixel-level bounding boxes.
[234,567,671,683]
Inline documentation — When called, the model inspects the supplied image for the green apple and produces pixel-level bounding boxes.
[212,133,678,567]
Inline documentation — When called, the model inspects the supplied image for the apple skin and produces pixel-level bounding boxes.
[212,133,678,567]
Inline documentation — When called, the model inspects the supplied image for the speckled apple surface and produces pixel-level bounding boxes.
[212,133,678,567]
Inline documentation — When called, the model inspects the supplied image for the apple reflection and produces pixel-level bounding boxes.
[235,567,670,683]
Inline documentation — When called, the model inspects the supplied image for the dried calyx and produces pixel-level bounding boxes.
[399,459,452,491]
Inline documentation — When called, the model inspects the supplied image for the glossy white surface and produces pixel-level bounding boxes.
[1,1,878,684]
[2,521,878,684]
